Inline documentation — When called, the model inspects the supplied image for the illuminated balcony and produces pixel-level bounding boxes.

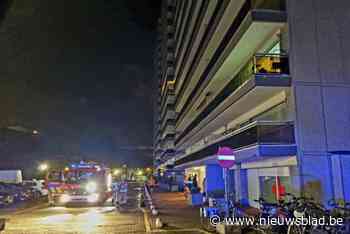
[175,0,287,125]
[176,53,291,147]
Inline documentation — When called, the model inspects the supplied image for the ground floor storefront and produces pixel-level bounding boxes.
[232,156,298,206]
[174,152,350,207]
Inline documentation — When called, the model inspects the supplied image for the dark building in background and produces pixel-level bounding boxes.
[154,0,350,206]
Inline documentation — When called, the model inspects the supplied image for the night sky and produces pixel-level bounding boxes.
[0,0,161,174]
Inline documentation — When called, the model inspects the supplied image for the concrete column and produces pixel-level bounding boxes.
[234,164,249,205]
[205,164,224,194]
[287,0,350,204]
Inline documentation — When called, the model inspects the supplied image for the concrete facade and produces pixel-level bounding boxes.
[154,0,350,205]
[288,0,350,203]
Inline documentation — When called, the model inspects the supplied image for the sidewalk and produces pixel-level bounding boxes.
[151,190,203,231]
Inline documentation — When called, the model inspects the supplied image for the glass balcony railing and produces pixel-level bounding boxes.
[175,121,295,166]
[175,53,290,145]
[220,121,295,148]
[232,53,290,92]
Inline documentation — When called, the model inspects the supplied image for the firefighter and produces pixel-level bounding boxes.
[117,179,128,206]
[112,182,119,206]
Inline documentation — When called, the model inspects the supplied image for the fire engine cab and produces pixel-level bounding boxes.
[47,161,112,206]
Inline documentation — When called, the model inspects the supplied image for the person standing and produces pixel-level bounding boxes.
[112,181,120,206]
[192,174,198,189]
[147,176,156,192]
[117,179,128,205]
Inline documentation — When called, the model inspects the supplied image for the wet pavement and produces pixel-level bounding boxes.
[0,182,206,234]
[2,205,145,234]
[1,182,145,234]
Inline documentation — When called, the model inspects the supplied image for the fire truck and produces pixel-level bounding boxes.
[47,161,112,206]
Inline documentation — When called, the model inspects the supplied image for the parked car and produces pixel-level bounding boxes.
[0,182,29,202]
[0,192,14,206]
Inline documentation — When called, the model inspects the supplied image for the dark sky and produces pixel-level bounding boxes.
[0,0,161,173]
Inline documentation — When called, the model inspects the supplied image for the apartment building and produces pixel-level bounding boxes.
[154,0,177,168]
[154,0,350,206]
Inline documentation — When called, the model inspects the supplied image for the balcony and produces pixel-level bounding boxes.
[166,11,174,21]
[166,25,174,34]
[175,0,287,134]
[166,53,174,63]
[176,53,291,147]
[155,143,162,153]
[167,38,175,49]
[165,0,175,7]
[175,121,296,167]
[161,137,175,150]
[160,104,175,124]
[160,93,175,113]
[161,123,176,139]
[162,151,176,162]
[160,112,176,131]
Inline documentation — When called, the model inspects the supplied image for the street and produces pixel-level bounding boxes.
[1,183,146,234]
[0,182,208,234]
[3,205,145,234]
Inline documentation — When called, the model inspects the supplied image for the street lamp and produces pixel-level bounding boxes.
[38,163,49,171]
[113,169,121,176]
[137,169,143,176]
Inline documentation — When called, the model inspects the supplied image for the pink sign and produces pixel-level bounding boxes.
[217,146,235,168]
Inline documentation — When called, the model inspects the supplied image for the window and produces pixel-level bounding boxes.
[259,176,294,203]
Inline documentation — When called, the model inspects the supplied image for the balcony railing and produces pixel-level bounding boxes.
[232,53,290,92]
[175,53,290,145]
[188,121,294,156]
[221,121,295,148]
[161,124,176,139]
[175,121,295,166]
[160,117,176,135]
[174,0,286,123]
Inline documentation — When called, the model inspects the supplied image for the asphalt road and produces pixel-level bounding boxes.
[3,205,145,234]
[1,182,146,234]
[0,182,206,234]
